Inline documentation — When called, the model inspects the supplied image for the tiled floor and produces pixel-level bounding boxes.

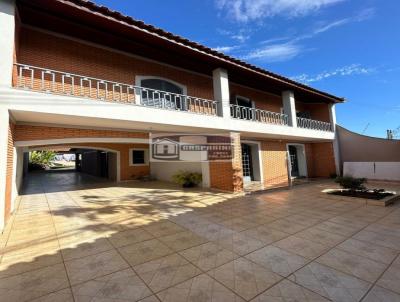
[1,171,400,302]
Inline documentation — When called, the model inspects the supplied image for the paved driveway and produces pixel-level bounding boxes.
[1,171,400,302]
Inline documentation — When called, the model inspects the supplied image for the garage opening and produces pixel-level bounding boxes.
[21,146,119,192]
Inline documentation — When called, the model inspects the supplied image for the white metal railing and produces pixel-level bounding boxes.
[230,104,289,126]
[13,63,219,116]
[296,117,332,131]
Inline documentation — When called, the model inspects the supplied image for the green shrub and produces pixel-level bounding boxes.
[335,175,366,191]
[29,151,56,170]
[172,171,202,188]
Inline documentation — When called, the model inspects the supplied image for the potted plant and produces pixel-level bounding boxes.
[172,170,202,188]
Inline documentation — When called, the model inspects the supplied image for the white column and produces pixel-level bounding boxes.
[213,68,230,118]
[0,108,10,231]
[282,90,297,127]
[330,103,341,175]
[0,0,16,88]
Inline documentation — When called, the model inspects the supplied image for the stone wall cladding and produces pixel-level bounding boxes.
[4,122,15,224]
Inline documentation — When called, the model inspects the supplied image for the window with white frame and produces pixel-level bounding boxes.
[129,148,149,166]
[137,77,186,110]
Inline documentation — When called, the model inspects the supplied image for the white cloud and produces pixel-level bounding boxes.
[215,0,345,22]
[212,45,240,53]
[244,43,302,62]
[291,64,374,83]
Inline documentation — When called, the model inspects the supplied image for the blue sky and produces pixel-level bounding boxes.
[95,0,400,138]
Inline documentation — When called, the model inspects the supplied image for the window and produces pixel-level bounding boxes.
[139,78,185,109]
[130,149,149,166]
[231,95,254,120]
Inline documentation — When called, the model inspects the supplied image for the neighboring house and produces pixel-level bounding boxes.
[336,125,400,181]
[0,0,343,230]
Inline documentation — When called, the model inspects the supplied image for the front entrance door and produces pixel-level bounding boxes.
[288,145,299,177]
[241,144,253,182]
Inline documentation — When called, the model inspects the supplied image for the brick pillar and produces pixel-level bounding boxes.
[209,132,243,192]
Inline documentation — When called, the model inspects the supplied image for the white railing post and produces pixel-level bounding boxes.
[282,90,297,128]
[213,68,229,118]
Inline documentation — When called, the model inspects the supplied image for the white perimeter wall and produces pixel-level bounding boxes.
[343,162,400,181]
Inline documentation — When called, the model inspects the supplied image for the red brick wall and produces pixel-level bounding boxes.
[4,122,15,224]
[305,142,336,177]
[260,141,289,188]
[209,133,243,192]
[230,83,282,113]
[17,28,214,100]
[296,102,330,122]
[14,125,148,141]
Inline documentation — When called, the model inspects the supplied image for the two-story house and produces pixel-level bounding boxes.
[0,0,343,230]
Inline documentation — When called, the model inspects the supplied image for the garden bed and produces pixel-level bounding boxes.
[328,189,394,200]
[323,188,399,206]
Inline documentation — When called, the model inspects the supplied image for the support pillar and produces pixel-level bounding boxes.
[0,0,16,88]
[282,90,297,127]
[213,68,230,118]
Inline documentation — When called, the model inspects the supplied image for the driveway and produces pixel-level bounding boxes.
[0,171,400,302]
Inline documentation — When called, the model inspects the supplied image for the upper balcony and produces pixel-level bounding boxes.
[11,63,334,139]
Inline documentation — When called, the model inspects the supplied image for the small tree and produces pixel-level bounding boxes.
[335,175,367,191]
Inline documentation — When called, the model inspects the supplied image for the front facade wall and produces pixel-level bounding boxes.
[17,28,214,100]
[305,142,336,177]
[209,133,243,192]
[229,83,282,113]
[4,121,15,224]
[260,141,289,188]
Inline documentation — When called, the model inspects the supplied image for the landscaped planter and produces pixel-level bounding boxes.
[322,189,399,206]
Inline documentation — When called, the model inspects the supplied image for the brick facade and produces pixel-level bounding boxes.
[209,133,243,192]
[260,141,289,188]
[306,142,336,177]
[17,28,214,100]
[4,122,15,224]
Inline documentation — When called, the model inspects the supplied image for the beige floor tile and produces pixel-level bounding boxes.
[157,273,244,302]
[274,235,330,259]
[214,232,266,256]
[317,248,388,283]
[250,279,329,302]
[288,262,371,302]
[60,237,114,261]
[179,242,238,272]
[108,228,154,248]
[159,230,208,252]
[295,227,347,247]
[337,238,399,265]
[218,216,261,232]
[283,214,322,227]
[246,245,309,277]
[0,249,63,279]
[377,261,400,294]
[362,285,400,302]
[265,219,310,234]
[365,223,400,238]
[30,288,74,302]
[139,295,161,302]
[353,230,400,250]
[118,238,174,266]
[65,249,129,285]
[187,222,236,241]
[313,221,363,237]
[72,268,152,301]
[241,224,290,245]
[208,257,282,301]
[134,253,201,293]
[241,212,278,225]
[0,263,69,302]
[143,221,186,238]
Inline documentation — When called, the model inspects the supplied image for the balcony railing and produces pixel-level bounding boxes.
[230,104,289,126]
[296,117,332,132]
[13,63,219,116]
